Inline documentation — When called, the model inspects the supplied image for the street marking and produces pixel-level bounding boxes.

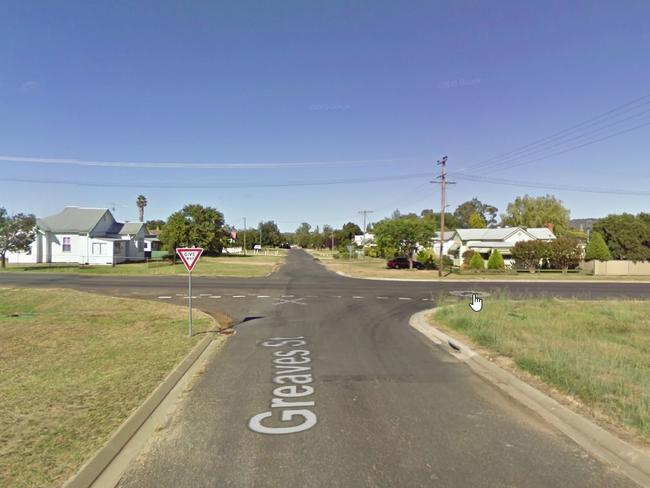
[233,295,246,298]
[281,295,295,298]
[376,296,388,299]
[398,297,412,300]
[352,296,364,299]
[331,295,342,298]
[257,295,270,298]
[274,297,306,306]
[158,296,172,299]
[210,296,221,299]
[175,293,184,296]
[421,298,429,301]
[184,296,197,299]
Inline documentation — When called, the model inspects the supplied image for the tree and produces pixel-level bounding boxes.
[469,252,485,270]
[501,194,570,235]
[548,237,581,273]
[584,231,612,261]
[468,213,486,228]
[453,198,498,227]
[592,214,650,261]
[511,240,547,273]
[310,227,326,249]
[0,209,37,268]
[136,195,148,223]
[294,223,312,248]
[487,249,505,270]
[416,248,438,269]
[159,204,226,255]
[145,219,165,231]
[373,216,436,268]
[258,221,283,247]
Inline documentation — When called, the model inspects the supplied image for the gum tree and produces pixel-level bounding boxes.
[0,208,37,268]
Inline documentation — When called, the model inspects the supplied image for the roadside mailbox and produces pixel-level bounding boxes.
[176,247,203,337]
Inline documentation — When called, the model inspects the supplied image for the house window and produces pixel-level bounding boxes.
[62,237,71,252]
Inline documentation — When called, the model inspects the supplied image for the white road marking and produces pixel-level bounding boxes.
[257,295,270,298]
[281,295,295,298]
[352,296,364,299]
[175,293,184,296]
[421,298,429,301]
[398,297,412,300]
[274,297,306,306]
[331,295,342,298]
[233,295,246,298]
[158,296,172,299]
[184,296,198,299]
[376,296,388,299]
[210,296,221,299]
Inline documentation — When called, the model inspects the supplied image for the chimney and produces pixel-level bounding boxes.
[545,223,554,232]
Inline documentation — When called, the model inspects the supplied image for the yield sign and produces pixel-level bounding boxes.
[176,247,204,272]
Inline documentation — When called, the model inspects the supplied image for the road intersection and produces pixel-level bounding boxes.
[1,250,648,487]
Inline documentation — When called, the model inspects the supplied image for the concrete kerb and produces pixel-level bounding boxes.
[63,318,226,488]
[335,270,650,284]
[409,309,650,488]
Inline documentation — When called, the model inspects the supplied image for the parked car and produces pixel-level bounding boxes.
[386,256,424,269]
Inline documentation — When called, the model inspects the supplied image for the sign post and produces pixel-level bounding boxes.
[176,247,204,337]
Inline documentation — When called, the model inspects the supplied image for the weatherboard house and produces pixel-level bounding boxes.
[448,227,556,266]
[6,207,147,266]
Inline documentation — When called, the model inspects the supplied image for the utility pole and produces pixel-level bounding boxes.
[358,210,374,245]
[243,217,247,256]
[434,156,455,277]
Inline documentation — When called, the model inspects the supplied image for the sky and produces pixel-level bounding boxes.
[1,0,649,232]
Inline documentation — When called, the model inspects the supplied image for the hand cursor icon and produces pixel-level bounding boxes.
[469,294,483,312]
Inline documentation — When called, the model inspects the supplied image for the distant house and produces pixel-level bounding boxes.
[448,227,556,266]
[5,207,147,266]
[430,231,456,256]
[353,233,375,246]
[144,234,162,258]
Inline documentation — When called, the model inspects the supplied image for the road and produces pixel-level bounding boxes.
[1,250,647,487]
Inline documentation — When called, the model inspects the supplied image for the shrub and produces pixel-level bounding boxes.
[462,250,475,267]
[584,231,612,261]
[487,249,505,270]
[364,246,381,258]
[442,255,454,268]
[416,248,438,269]
[469,252,485,270]
[548,237,582,273]
[511,240,547,273]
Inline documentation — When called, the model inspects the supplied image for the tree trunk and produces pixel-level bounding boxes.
[1,254,5,268]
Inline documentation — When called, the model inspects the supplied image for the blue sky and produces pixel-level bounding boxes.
[1,1,649,232]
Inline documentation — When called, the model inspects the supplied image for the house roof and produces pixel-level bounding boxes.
[117,222,146,235]
[37,207,108,233]
[455,227,525,241]
[433,231,455,240]
[526,227,556,239]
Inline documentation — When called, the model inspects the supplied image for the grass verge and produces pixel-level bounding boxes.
[1,252,285,277]
[0,288,219,488]
[307,250,650,281]
[430,296,650,443]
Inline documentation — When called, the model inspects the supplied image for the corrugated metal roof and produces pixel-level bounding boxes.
[455,227,523,241]
[38,207,108,233]
[526,227,556,239]
[118,222,145,235]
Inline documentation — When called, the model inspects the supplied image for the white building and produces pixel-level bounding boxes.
[353,233,374,246]
[448,227,556,266]
[6,207,147,266]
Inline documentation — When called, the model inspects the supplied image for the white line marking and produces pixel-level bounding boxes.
[352,296,364,299]
[210,296,221,299]
[175,293,184,296]
[421,298,429,301]
[158,296,172,299]
[281,295,295,298]
[257,295,270,298]
[398,297,412,300]
[183,296,197,299]
[331,295,342,298]
[232,295,246,298]
[376,296,388,299]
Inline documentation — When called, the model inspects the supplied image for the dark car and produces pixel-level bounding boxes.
[387,256,424,269]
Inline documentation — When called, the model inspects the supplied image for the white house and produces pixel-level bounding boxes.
[354,233,375,246]
[430,231,456,256]
[6,207,148,266]
[448,227,556,266]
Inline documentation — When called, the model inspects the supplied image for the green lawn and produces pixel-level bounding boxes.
[0,288,222,488]
[431,297,650,442]
[1,252,285,277]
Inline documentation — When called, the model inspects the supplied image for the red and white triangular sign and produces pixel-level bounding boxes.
[176,247,204,272]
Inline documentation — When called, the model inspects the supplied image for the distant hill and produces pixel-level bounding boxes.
[569,218,599,232]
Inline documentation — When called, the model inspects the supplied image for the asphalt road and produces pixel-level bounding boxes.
[1,250,647,487]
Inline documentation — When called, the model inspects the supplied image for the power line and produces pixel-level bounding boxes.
[456,92,650,174]
[0,155,412,169]
[454,174,650,196]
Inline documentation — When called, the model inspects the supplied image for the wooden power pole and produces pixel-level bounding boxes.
[435,156,454,277]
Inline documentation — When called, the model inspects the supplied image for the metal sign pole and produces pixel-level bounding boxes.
[188,270,193,337]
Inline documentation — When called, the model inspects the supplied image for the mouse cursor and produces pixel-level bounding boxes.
[469,294,483,312]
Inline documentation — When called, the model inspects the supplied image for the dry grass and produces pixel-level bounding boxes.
[431,297,650,442]
[0,288,216,488]
[1,252,286,277]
